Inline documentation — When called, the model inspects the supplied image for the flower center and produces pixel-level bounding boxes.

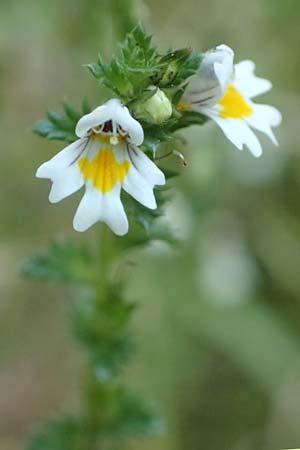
[218,84,253,119]
[177,99,189,112]
[78,147,130,194]
[91,120,128,145]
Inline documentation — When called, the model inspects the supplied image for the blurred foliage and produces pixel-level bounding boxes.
[22,239,95,283]
[23,224,164,449]
[27,417,91,450]
[1,1,300,450]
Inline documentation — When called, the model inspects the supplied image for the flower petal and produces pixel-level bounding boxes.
[234,60,256,78]
[182,44,234,109]
[128,146,165,187]
[210,114,263,157]
[122,166,157,210]
[73,183,128,235]
[75,99,144,145]
[48,167,84,203]
[76,104,115,138]
[234,60,272,98]
[213,45,234,97]
[254,103,282,127]
[246,103,282,146]
[114,103,144,146]
[36,139,87,203]
[36,138,87,178]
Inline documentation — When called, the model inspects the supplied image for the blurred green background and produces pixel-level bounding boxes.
[1,0,300,449]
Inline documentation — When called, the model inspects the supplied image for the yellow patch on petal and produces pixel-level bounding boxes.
[78,148,130,193]
[177,99,190,112]
[91,132,128,146]
[218,84,253,119]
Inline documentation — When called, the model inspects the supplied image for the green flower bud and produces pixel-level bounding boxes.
[134,87,173,124]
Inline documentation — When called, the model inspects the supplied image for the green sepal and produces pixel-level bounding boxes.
[172,110,209,131]
[155,49,202,88]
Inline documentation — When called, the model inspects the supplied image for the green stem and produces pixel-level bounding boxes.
[80,227,133,448]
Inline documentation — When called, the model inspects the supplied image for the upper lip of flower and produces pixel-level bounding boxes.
[75,98,144,146]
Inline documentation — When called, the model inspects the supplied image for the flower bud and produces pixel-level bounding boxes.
[133,87,173,124]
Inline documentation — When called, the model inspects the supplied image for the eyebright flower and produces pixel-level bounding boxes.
[179,44,282,157]
[36,99,165,235]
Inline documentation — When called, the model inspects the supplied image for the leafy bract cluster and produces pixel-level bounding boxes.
[33,25,207,156]
[87,25,201,102]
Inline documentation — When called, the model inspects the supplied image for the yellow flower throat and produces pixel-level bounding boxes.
[218,84,253,119]
[78,135,130,193]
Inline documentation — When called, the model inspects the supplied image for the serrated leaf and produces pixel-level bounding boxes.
[22,239,95,284]
[103,390,163,437]
[87,25,160,102]
[74,293,135,379]
[63,101,82,122]
[27,416,90,450]
[32,120,56,138]
[91,335,134,380]
[85,377,163,438]
[33,102,89,143]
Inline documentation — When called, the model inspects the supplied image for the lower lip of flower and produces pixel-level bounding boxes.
[78,147,130,194]
[218,84,253,119]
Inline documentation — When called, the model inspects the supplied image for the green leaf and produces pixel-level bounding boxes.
[87,25,160,102]
[85,376,163,438]
[21,239,95,284]
[33,101,91,143]
[91,335,134,381]
[63,101,82,122]
[27,416,90,450]
[74,292,136,379]
[107,391,163,437]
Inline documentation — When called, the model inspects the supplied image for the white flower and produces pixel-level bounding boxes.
[179,45,282,157]
[36,99,165,235]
